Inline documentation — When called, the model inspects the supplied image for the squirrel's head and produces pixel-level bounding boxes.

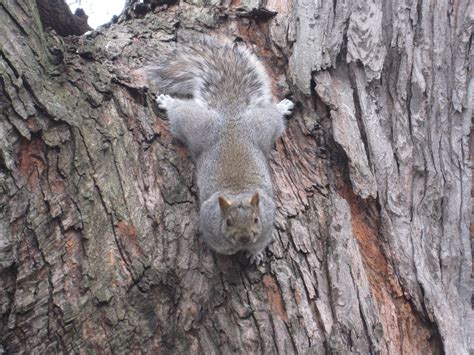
[218,192,262,246]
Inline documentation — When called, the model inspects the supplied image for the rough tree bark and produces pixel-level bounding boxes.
[0,0,472,353]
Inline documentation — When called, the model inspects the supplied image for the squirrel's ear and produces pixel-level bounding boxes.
[250,192,259,207]
[218,196,232,213]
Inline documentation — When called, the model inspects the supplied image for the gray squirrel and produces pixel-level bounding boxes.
[147,38,294,263]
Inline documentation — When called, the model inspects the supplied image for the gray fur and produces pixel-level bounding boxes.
[148,37,273,111]
[151,39,293,262]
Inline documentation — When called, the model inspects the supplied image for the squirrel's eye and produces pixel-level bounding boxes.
[226,219,232,227]
[254,217,259,223]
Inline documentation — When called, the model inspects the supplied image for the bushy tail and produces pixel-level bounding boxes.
[146,37,273,110]
[145,48,201,98]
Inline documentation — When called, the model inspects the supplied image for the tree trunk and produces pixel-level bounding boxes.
[0,0,472,353]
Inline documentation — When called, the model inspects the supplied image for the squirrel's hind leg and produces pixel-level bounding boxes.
[156,94,219,157]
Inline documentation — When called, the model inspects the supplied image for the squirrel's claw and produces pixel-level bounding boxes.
[156,94,174,111]
[278,98,294,116]
[246,251,265,265]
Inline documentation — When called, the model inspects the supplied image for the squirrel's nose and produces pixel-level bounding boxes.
[238,235,250,245]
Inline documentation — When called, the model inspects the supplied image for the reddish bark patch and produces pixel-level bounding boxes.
[174,142,189,160]
[11,218,24,238]
[81,319,108,353]
[26,116,42,133]
[50,179,65,194]
[338,183,434,354]
[153,118,167,139]
[115,220,144,259]
[263,274,288,321]
[18,137,46,188]
[339,185,393,302]
[116,220,137,239]
[149,340,163,355]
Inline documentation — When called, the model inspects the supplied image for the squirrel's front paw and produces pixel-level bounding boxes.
[246,251,266,265]
[156,94,175,111]
[277,98,294,116]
